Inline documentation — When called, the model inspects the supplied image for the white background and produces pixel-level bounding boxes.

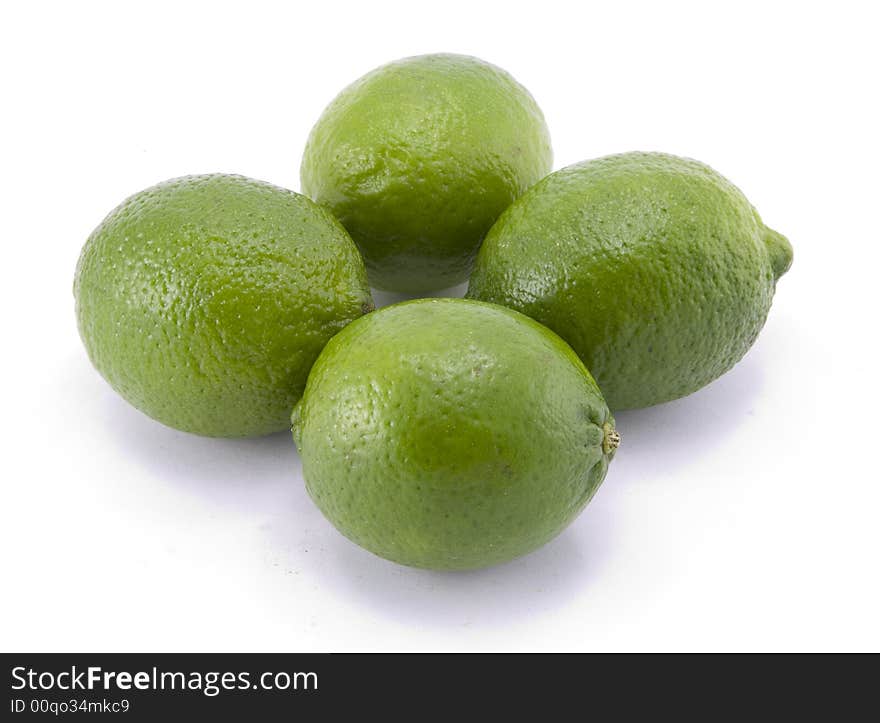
[2,0,878,652]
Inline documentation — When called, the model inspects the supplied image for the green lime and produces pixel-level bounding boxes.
[300,53,553,293]
[74,174,374,437]
[467,152,793,410]
[292,298,617,570]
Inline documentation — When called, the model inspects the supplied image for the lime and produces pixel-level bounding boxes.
[292,298,617,570]
[467,152,793,410]
[74,174,374,437]
[300,53,553,292]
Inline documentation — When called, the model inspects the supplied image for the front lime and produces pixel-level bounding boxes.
[292,298,617,570]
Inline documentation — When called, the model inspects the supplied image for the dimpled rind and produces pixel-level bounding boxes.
[293,298,616,570]
[300,53,553,293]
[74,174,374,437]
[467,152,793,410]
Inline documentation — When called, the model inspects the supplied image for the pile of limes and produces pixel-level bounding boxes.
[75,54,791,570]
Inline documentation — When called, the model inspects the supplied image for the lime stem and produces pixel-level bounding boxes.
[603,423,621,455]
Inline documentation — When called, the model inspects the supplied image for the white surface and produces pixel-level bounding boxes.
[2,0,878,652]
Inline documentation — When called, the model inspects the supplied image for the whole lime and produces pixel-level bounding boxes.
[467,152,793,410]
[292,298,618,570]
[300,53,553,293]
[75,174,374,437]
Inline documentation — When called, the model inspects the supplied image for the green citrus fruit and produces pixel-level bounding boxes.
[467,152,793,410]
[74,174,374,437]
[292,298,618,570]
[300,53,553,293]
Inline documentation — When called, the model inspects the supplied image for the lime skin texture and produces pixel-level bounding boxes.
[74,174,374,438]
[300,53,553,293]
[292,298,618,571]
[467,152,793,410]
